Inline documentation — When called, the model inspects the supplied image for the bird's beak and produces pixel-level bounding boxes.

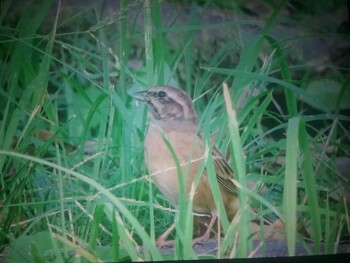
[132,90,149,102]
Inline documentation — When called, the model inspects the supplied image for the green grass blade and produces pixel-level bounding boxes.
[111,209,120,262]
[223,83,251,257]
[160,133,197,260]
[299,119,321,253]
[263,35,297,116]
[89,204,105,250]
[144,0,154,86]
[283,116,300,256]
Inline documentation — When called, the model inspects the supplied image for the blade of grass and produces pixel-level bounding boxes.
[182,3,200,93]
[299,119,321,254]
[118,0,128,99]
[88,204,105,250]
[283,116,300,256]
[205,145,230,230]
[144,0,154,86]
[161,134,197,260]
[111,209,120,262]
[223,83,251,257]
[151,0,166,84]
[263,35,297,116]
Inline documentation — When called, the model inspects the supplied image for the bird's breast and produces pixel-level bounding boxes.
[144,124,204,206]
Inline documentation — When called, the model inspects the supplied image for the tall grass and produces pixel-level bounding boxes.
[1,0,349,261]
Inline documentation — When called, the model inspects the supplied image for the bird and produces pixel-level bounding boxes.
[133,86,239,247]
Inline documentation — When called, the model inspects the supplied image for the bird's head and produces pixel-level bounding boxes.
[133,86,197,124]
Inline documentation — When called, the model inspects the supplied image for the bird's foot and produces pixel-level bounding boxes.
[156,223,176,248]
[156,238,176,248]
[192,232,211,246]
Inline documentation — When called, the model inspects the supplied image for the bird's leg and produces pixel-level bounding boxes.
[192,213,218,245]
[156,223,176,248]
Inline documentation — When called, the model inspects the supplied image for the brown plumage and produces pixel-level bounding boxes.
[133,86,239,246]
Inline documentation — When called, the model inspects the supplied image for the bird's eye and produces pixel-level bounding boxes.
[158,91,167,98]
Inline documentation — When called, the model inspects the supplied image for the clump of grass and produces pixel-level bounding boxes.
[1,0,349,261]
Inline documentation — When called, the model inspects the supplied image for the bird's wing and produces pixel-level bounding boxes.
[198,132,237,196]
[211,145,238,196]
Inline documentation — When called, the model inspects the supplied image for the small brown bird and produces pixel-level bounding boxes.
[133,86,239,246]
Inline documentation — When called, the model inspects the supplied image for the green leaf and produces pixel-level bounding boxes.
[89,204,105,250]
[299,119,321,253]
[302,79,350,111]
[283,116,300,256]
[8,231,53,263]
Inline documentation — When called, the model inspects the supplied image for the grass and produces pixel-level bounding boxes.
[1,0,349,261]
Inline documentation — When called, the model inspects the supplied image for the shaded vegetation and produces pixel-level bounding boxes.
[0,0,349,261]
